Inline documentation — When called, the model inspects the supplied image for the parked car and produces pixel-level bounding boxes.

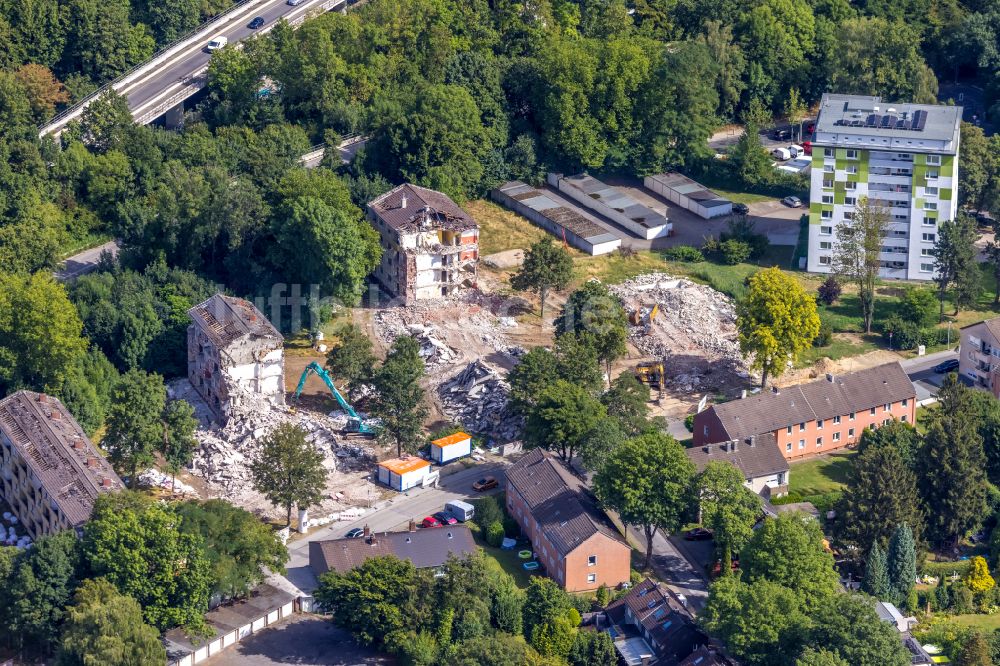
[771,147,791,161]
[685,527,713,541]
[802,140,812,155]
[772,128,792,141]
[473,476,498,491]
[433,511,459,526]
[806,122,816,135]
[206,35,228,51]
[421,516,442,529]
[345,527,364,539]
[732,203,750,215]
[933,359,960,373]
[781,196,803,208]
[248,16,265,28]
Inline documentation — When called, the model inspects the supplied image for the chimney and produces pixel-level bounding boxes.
[704,446,712,455]
[826,373,835,382]
[447,532,453,539]
[50,410,61,420]
[37,394,47,403]
[741,389,747,399]
[86,457,98,469]
[400,193,408,209]
[731,438,738,452]
[101,478,113,488]
[748,435,756,448]
[363,524,371,538]
[408,518,416,532]
[73,439,85,451]
[772,386,780,394]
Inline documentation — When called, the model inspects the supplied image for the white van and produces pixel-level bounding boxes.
[446,500,475,523]
[788,145,805,158]
[206,36,228,51]
[771,147,791,161]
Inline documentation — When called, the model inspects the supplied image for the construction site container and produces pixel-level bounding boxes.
[377,456,432,491]
[431,431,472,464]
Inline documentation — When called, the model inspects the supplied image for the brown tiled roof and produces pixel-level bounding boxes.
[606,579,704,662]
[707,363,914,441]
[685,433,788,480]
[505,449,626,557]
[677,646,733,666]
[367,183,477,234]
[187,294,283,351]
[0,391,123,527]
[309,525,477,575]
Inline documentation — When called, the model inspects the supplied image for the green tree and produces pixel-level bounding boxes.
[855,419,921,470]
[2,531,81,654]
[522,577,573,638]
[900,288,939,328]
[326,323,377,401]
[601,372,650,436]
[525,379,606,461]
[568,630,616,666]
[77,89,134,153]
[175,499,289,599]
[886,524,917,607]
[784,87,807,143]
[796,648,849,666]
[742,512,839,608]
[729,122,773,187]
[702,576,805,666]
[807,594,910,666]
[158,399,197,493]
[956,631,994,666]
[83,493,211,630]
[509,239,573,320]
[593,432,696,569]
[736,267,820,388]
[966,390,1000,486]
[837,441,923,553]
[556,281,628,382]
[832,197,889,333]
[932,214,980,316]
[248,422,326,526]
[919,374,988,548]
[370,336,428,457]
[530,615,577,659]
[0,272,88,394]
[103,369,167,488]
[56,578,165,666]
[861,542,890,600]
[697,461,762,574]
[315,556,421,647]
[579,417,627,472]
[699,21,746,120]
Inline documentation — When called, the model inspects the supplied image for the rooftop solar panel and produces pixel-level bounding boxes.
[866,114,877,127]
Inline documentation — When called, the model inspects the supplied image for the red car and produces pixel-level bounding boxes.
[802,140,812,155]
[421,516,442,529]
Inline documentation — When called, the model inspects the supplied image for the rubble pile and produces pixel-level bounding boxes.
[610,273,748,391]
[438,360,523,442]
[169,379,376,516]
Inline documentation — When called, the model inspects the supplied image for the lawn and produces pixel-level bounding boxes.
[788,450,856,497]
[796,334,877,367]
[475,534,535,588]
[944,613,1000,632]
[464,199,558,257]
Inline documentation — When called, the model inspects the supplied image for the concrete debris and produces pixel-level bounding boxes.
[609,273,748,392]
[169,379,376,519]
[437,360,523,442]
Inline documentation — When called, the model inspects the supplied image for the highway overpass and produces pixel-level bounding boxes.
[39,0,347,137]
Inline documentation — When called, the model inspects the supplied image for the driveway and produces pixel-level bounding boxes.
[627,527,709,615]
[284,461,506,593]
[203,614,390,666]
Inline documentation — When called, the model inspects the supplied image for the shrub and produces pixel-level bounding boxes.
[719,239,752,265]
[472,496,504,531]
[502,516,520,539]
[684,413,695,432]
[880,315,921,351]
[486,520,505,547]
[813,320,833,347]
[817,276,842,305]
[664,245,705,262]
[900,288,939,328]
[595,584,611,607]
[952,584,975,614]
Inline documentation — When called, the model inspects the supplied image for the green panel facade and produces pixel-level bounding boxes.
[940,187,953,201]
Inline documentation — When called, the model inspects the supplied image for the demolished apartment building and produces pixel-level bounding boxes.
[187,294,285,424]
[367,183,479,303]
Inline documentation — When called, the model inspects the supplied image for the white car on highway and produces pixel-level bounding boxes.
[206,36,228,51]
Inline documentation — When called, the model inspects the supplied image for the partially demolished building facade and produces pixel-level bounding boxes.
[367,183,479,303]
[187,294,285,424]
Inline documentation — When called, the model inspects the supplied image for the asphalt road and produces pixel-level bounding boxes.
[54,240,119,281]
[900,348,960,401]
[284,461,506,593]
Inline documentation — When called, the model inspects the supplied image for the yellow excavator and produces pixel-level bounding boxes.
[634,361,665,393]
[629,302,660,327]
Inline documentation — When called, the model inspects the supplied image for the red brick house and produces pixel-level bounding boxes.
[505,449,630,593]
[693,363,915,460]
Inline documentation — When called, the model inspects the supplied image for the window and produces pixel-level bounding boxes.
[786,425,792,434]
[845,181,857,190]
[901,415,908,423]
[921,263,934,272]
[926,169,939,179]
[799,422,806,431]
[870,407,876,416]
[819,256,831,265]
[902,398,908,407]
[820,241,832,250]
[846,197,857,206]
[884,403,891,411]
[786,442,792,452]
[922,233,936,242]
[846,149,858,159]
[824,148,834,157]
[799,439,805,449]
[588,555,597,566]
[816,437,823,447]
[925,186,938,195]
[823,164,834,173]
[823,179,834,189]
[833,415,841,424]
[820,226,833,235]
[849,428,855,438]
[921,248,934,257]
[846,165,858,174]
[587,573,596,583]
[898,153,912,160]
[817,419,824,430]
[833,432,841,442]
[822,194,834,204]
[883,418,890,426]
[849,412,855,420]
[821,210,833,219]
[703,425,709,436]
[923,216,936,226]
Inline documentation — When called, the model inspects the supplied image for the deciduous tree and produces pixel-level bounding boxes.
[248,422,326,526]
[510,239,574,320]
[326,323,377,401]
[370,335,428,457]
[956,630,993,666]
[524,379,606,462]
[832,197,888,333]
[807,594,910,666]
[697,461,762,574]
[932,214,981,316]
[736,267,820,388]
[103,369,167,488]
[556,281,628,382]
[158,399,197,493]
[594,432,695,569]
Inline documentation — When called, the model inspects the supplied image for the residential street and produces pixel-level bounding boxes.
[900,347,960,401]
[55,240,119,281]
[284,461,506,593]
[627,527,709,615]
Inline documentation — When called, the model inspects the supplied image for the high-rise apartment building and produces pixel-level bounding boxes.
[807,94,962,280]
